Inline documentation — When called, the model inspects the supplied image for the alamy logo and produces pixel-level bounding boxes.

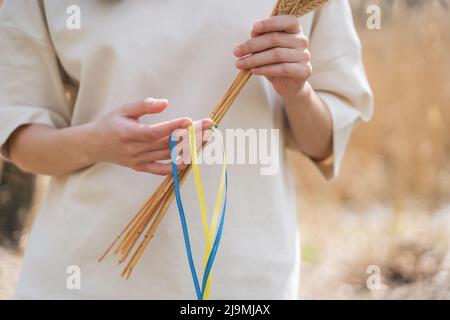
[366,265,382,290]
[66,5,81,30]
[173,128,280,176]
[66,265,81,290]
[366,5,382,30]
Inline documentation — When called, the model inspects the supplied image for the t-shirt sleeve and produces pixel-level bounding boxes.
[287,0,374,179]
[0,0,72,159]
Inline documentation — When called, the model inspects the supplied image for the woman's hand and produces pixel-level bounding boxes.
[92,98,213,175]
[234,16,332,160]
[234,15,311,99]
[8,98,213,176]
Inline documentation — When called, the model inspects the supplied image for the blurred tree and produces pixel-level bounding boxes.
[0,162,35,249]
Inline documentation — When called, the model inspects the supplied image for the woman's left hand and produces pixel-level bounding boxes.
[234,15,312,99]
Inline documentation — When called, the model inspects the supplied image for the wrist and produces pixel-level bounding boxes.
[76,122,99,167]
[283,81,312,108]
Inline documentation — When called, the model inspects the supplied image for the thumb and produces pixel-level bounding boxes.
[120,98,169,118]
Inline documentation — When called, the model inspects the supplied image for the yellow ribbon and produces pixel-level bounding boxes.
[188,125,227,300]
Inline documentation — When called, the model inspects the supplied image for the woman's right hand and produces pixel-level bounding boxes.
[91,98,213,175]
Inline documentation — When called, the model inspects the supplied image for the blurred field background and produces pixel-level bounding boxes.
[295,0,450,299]
[1,0,450,299]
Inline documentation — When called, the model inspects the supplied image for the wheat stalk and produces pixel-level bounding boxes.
[99,0,329,278]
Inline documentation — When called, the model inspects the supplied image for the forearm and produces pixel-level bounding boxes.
[6,98,210,177]
[8,123,96,176]
[283,82,333,160]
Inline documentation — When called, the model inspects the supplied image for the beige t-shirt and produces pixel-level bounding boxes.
[0,0,372,299]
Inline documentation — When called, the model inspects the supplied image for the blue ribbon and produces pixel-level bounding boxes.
[169,132,228,300]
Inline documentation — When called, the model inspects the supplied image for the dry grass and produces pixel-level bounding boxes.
[296,2,450,299]
[0,248,21,299]
[294,5,450,213]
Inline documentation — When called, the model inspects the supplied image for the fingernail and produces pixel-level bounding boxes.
[253,22,263,31]
[236,59,244,69]
[234,46,242,56]
[203,119,213,128]
[145,98,168,108]
[155,99,168,107]
[182,118,193,127]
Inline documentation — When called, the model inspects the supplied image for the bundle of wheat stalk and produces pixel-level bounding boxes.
[99,0,329,278]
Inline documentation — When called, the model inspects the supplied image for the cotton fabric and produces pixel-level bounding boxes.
[0,0,372,299]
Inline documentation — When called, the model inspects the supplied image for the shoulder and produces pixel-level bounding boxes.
[0,0,49,45]
[312,0,354,27]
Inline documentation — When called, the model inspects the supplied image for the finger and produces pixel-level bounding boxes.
[234,33,307,57]
[136,162,174,176]
[124,118,190,142]
[178,128,209,145]
[173,128,212,165]
[251,15,300,37]
[136,149,172,163]
[130,139,170,155]
[120,98,169,118]
[236,48,303,70]
[149,135,171,150]
[251,63,312,82]
[133,117,193,142]
[172,118,214,141]
[195,118,214,131]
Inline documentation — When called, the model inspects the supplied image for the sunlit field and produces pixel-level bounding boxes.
[296,0,450,299]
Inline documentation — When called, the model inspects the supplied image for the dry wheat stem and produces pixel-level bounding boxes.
[100,0,329,277]
[122,168,191,278]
